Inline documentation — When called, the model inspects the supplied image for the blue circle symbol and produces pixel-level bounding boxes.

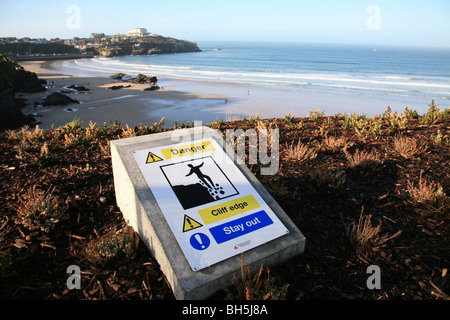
[190,233,210,250]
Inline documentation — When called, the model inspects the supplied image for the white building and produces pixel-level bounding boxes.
[126,28,148,37]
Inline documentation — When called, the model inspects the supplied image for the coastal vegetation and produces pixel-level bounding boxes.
[0,35,201,58]
[0,103,448,300]
[0,42,80,56]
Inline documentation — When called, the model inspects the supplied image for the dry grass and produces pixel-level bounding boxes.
[285,140,317,161]
[224,254,289,300]
[344,149,383,172]
[323,134,354,152]
[83,226,139,269]
[407,171,448,213]
[392,134,426,158]
[345,208,401,250]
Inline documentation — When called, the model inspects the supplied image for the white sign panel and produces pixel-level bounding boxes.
[133,138,288,271]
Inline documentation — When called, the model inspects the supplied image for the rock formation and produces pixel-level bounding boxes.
[0,53,44,131]
[41,92,80,106]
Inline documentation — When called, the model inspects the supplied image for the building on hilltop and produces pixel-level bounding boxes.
[90,33,105,39]
[126,28,148,37]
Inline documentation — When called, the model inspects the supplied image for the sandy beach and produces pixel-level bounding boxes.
[18,60,233,129]
[18,58,434,131]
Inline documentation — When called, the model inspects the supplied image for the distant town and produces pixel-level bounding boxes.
[0,28,201,59]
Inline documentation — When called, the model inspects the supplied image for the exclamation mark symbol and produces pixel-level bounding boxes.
[190,233,210,250]
[195,234,205,249]
[186,217,193,229]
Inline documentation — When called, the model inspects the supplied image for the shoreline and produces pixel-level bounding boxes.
[17,58,447,130]
[11,54,94,62]
[18,60,233,129]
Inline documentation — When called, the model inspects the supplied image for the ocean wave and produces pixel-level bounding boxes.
[57,57,450,100]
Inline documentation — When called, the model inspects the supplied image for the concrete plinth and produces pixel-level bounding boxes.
[110,126,305,299]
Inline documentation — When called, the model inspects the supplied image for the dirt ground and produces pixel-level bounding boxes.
[0,111,449,301]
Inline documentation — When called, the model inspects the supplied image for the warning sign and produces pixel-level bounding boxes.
[132,138,288,271]
[146,152,163,164]
[160,156,239,210]
[183,215,203,232]
[161,141,214,159]
[198,195,260,224]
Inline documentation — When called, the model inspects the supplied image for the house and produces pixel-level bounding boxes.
[126,28,148,37]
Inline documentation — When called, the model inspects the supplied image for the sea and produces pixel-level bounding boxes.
[56,41,450,117]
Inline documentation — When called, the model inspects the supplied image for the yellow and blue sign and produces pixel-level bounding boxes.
[209,210,273,244]
[133,138,288,271]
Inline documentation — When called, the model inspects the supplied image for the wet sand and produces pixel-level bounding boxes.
[18,59,419,130]
[18,60,233,129]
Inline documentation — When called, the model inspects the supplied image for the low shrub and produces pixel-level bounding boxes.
[14,186,68,233]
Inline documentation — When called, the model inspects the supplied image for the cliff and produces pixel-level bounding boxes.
[0,36,201,59]
[99,36,201,57]
[0,53,45,131]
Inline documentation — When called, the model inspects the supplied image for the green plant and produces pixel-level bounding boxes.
[431,129,450,145]
[173,120,195,129]
[420,100,443,125]
[58,117,82,134]
[224,254,289,300]
[84,120,107,139]
[64,163,97,178]
[308,109,325,122]
[64,131,89,148]
[383,107,409,134]
[404,107,419,119]
[281,112,295,127]
[353,116,383,138]
[83,227,139,269]
[14,186,68,233]
[256,119,279,148]
[15,132,52,166]
[31,142,52,165]
[309,170,346,190]
[109,119,122,131]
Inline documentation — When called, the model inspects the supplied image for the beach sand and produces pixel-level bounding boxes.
[18,59,421,131]
[18,60,233,129]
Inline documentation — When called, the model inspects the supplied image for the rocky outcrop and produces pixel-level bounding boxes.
[143,85,160,91]
[66,84,90,92]
[110,73,127,81]
[130,74,157,85]
[0,88,35,131]
[0,53,43,131]
[109,73,159,91]
[41,92,80,106]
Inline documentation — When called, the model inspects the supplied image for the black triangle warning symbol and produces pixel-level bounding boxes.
[183,215,203,232]
[146,152,163,164]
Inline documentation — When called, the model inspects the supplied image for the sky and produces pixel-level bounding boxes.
[0,0,449,48]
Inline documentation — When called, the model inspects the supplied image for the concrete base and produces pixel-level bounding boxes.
[110,126,305,300]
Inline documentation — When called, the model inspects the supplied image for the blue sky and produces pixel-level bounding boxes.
[1,0,449,47]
